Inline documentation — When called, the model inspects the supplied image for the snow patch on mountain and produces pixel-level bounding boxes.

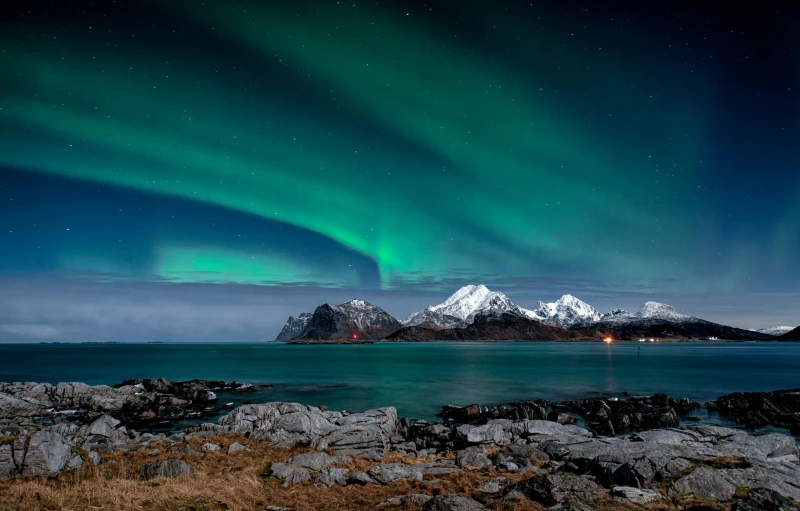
[275,312,312,341]
[598,301,696,327]
[748,326,795,336]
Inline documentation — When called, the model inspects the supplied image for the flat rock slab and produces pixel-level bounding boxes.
[611,486,662,503]
[140,459,198,480]
[510,473,605,506]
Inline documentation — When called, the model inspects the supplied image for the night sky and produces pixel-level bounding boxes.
[1,0,798,341]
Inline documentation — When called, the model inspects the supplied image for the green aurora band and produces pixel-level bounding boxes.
[1,1,790,291]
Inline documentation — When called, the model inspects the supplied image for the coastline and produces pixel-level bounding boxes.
[1,379,799,510]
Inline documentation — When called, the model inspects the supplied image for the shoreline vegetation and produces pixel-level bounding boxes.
[1,379,799,510]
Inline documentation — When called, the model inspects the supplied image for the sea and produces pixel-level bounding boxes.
[2,341,798,433]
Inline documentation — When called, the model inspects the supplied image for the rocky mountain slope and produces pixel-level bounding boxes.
[779,325,800,340]
[388,310,606,342]
[750,326,794,336]
[275,312,312,341]
[292,299,401,342]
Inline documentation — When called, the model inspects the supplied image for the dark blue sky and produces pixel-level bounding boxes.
[0,0,798,341]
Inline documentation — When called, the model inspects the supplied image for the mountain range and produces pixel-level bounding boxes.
[276,285,796,343]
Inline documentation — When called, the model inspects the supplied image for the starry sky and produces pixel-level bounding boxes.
[1,0,798,341]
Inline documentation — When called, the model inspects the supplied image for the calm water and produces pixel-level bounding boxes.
[2,342,799,425]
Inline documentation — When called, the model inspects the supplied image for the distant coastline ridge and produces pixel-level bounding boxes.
[275,285,795,343]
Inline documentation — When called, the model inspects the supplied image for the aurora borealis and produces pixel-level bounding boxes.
[1,1,798,340]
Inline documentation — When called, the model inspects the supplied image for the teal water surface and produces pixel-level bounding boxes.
[1,342,799,422]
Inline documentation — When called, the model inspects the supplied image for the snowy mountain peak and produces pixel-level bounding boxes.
[432,285,492,313]
[637,301,692,321]
[403,284,523,328]
[342,298,371,309]
[530,294,601,327]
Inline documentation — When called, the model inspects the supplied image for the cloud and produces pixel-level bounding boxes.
[0,324,60,338]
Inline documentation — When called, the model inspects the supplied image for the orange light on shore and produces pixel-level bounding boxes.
[604,337,613,344]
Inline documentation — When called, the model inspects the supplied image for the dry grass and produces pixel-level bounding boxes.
[0,434,709,511]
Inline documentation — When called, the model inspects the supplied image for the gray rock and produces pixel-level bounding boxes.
[423,494,488,511]
[346,470,377,485]
[456,447,492,469]
[67,455,83,470]
[227,441,246,454]
[378,494,433,507]
[201,442,221,452]
[547,500,595,511]
[22,431,73,477]
[0,391,51,419]
[368,462,424,484]
[491,443,549,469]
[315,467,348,487]
[88,451,101,465]
[671,461,800,501]
[313,424,390,460]
[455,420,512,447]
[288,452,351,471]
[197,402,397,460]
[509,473,605,506]
[86,415,120,437]
[732,488,795,511]
[477,476,511,494]
[282,466,312,486]
[611,486,662,503]
[268,462,295,479]
[139,459,198,480]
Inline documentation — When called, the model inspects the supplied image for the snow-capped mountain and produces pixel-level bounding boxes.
[529,294,601,327]
[275,312,313,341]
[293,299,402,341]
[597,301,695,327]
[748,326,795,337]
[403,285,531,329]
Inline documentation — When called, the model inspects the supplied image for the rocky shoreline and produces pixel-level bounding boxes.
[1,380,799,510]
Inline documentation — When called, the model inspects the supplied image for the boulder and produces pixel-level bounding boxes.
[491,443,549,469]
[731,488,795,511]
[455,420,512,447]
[346,471,377,485]
[227,442,246,454]
[509,473,605,506]
[611,486,662,503]
[477,476,511,494]
[314,467,348,487]
[547,411,577,425]
[456,447,492,469]
[139,459,198,480]
[21,431,73,477]
[368,463,424,484]
[201,443,220,452]
[423,494,489,511]
[287,452,350,472]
